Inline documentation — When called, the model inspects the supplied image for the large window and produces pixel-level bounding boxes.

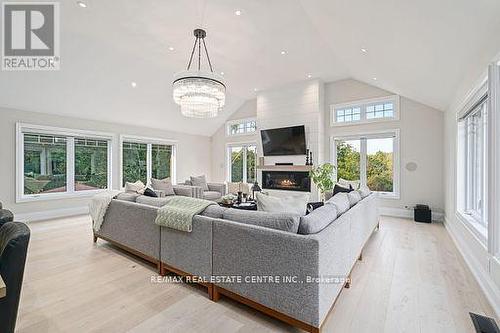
[457,94,488,235]
[226,118,257,136]
[333,131,399,197]
[227,143,257,183]
[121,136,176,187]
[331,95,399,126]
[17,124,112,202]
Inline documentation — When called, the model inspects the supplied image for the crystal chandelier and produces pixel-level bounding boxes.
[173,28,226,118]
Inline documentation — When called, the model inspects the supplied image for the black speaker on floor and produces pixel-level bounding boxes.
[414,204,431,223]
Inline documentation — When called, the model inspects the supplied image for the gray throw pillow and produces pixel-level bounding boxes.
[150,178,175,196]
[326,192,350,215]
[115,192,140,202]
[299,204,338,234]
[223,209,300,233]
[190,175,209,191]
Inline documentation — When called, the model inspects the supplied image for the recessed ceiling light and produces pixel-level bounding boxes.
[76,1,87,8]
[307,74,312,78]
[253,88,258,92]
[235,10,242,16]
[280,50,286,55]
[168,46,174,51]
[361,48,367,53]
[131,82,137,88]
[220,72,224,76]
[372,77,377,81]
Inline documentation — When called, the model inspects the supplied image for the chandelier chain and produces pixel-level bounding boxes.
[186,37,198,71]
[202,39,214,72]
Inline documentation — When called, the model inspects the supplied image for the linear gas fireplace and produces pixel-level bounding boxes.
[262,171,311,192]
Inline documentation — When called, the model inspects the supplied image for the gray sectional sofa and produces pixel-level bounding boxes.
[93,191,379,333]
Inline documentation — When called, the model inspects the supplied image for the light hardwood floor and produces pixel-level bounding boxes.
[15,215,495,333]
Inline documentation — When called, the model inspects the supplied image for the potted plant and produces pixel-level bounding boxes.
[309,163,336,202]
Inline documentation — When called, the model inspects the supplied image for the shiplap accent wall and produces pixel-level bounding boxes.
[256,80,325,200]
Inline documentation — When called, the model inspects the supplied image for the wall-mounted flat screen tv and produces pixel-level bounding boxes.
[260,125,307,156]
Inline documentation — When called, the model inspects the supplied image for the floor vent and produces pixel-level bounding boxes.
[470,312,500,333]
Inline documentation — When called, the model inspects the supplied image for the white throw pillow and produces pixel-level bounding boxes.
[190,175,209,191]
[347,191,362,207]
[255,192,310,216]
[150,178,175,196]
[326,192,350,215]
[124,180,146,194]
[339,178,360,190]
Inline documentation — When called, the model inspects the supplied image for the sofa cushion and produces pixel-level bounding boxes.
[358,186,372,198]
[124,180,146,194]
[115,192,140,202]
[255,192,309,216]
[222,209,300,233]
[200,205,226,218]
[190,175,209,191]
[347,191,362,207]
[150,178,175,196]
[326,192,350,215]
[203,191,222,201]
[298,204,338,234]
[135,195,169,207]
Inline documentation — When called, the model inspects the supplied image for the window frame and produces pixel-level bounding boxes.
[226,118,257,137]
[226,142,257,184]
[330,129,400,199]
[16,123,113,203]
[456,80,489,243]
[119,135,177,188]
[330,95,400,127]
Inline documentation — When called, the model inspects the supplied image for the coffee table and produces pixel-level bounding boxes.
[219,201,257,211]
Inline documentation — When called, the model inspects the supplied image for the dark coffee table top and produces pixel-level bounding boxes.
[219,201,257,210]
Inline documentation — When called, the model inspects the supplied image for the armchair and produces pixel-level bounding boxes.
[0,202,14,228]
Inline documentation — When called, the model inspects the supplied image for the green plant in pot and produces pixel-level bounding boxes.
[309,163,336,202]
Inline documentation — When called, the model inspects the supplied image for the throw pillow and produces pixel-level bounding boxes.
[190,175,209,191]
[347,191,362,207]
[299,203,338,234]
[326,192,350,214]
[143,188,158,197]
[339,178,360,190]
[223,209,300,233]
[333,183,352,196]
[150,177,175,196]
[255,192,310,216]
[124,180,146,194]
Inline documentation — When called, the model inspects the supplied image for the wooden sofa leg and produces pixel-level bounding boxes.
[207,284,214,300]
[358,251,363,261]
[211,285,221,302]
[309,327,320,333]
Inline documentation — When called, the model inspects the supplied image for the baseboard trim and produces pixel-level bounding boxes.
[379,207,444,221]
[444,216,500,319]
[15,206,89,223]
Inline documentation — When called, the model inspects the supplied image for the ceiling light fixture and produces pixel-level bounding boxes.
[172,28,225,118]
[76,1,87,8]
[307,74,312,78]
[280,50,287,55]
[220,71,224,76]
[131,82,137,88]
[235,10,242,16]
[361,48,367,53]
[372,77,377,81]
[254,88,258,92]
[168,46,174,51]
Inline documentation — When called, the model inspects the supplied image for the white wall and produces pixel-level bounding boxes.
[211,78,444,215]
[0,107,212,219]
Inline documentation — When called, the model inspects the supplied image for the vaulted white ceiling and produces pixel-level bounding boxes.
[1,0,499,136]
